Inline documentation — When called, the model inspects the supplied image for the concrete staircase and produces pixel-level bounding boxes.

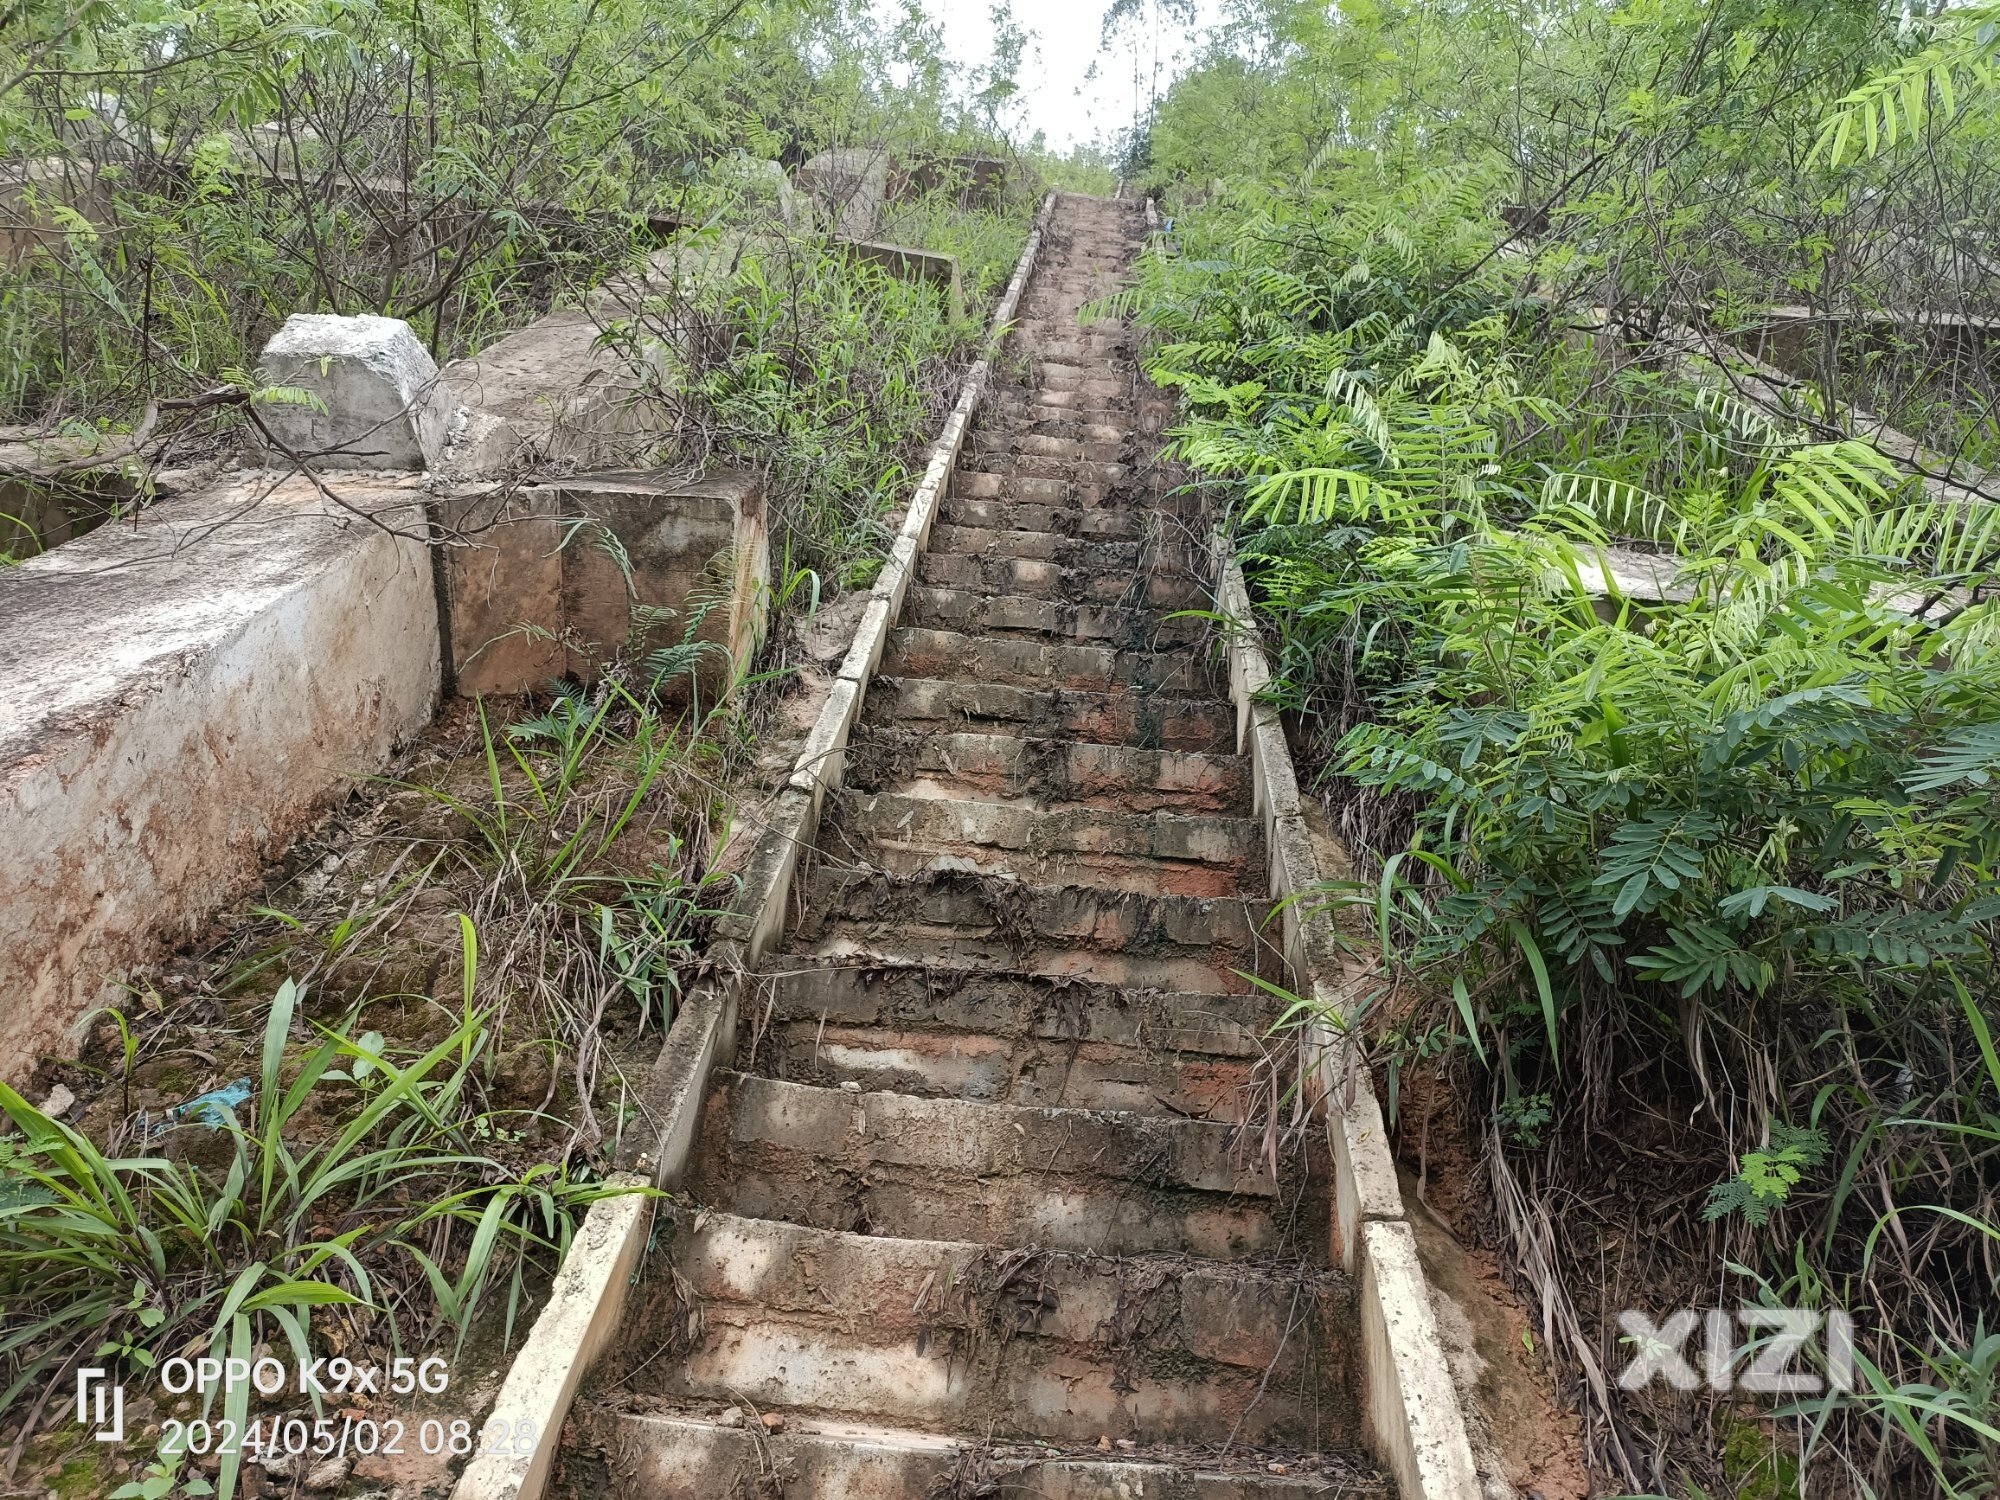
[563,197,1393,1497]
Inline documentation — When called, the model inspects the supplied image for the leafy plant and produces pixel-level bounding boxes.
[1703,1123,1831,1226]
[0,977,637,1499]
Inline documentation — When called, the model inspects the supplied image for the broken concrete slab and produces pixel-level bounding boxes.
[256,313,453,469]
[795,146,889,238]
[837,238,964,320]
[433,308,657,477]
[0,474,438,1081]
[433,469,767,698]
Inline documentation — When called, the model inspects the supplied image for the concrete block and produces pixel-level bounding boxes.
[796,146,889,238]
[838,238,964,321]
[434,470,767,699]
[873,532,921,622]
[0,476,438,1080]
[892,153,1010,209]
[1359,1221,1483,1500]
[1266,814,1322,971]
[1327,1047,1406,1272]
[618,974,741,1188]
[257,313,450,469]
[900,450,954,552]
[835,595,894,685]
[449,1182,654,1500]
[1249,706,1303,825]
[433,308,656,477]
[713,785,815,961]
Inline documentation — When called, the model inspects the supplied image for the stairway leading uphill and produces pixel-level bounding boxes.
[564,194,1393,1498]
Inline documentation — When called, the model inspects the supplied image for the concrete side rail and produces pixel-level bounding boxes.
[1210,547,1485,1500]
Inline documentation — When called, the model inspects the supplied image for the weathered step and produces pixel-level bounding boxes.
[579,1408,1391,1499]
[760,1015,1260,1116]
[848,730,1243,816]
[948,468,1189,511]
[688,1072,1280,1256]
[625,1212,1361,1448]
[799,867,1269,959]
[764,960,1261,1055]
[905,587,1205,647]
[971,407,1132,444]
[884,626,1218,696]
[755,960,1265,1113]
[832,790,1262,896]
[757,992,1260,1114]
[957,452,1130,486]
[866,676,1234,752]
[928,523,1141,572]
[939,494,1160,540]
[917,552,1199,610]
[965,431,1127,465]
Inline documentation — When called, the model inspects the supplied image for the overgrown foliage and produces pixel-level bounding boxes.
[1120,75,2000,1498]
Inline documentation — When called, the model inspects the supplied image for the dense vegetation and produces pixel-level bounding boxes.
[0,5,1078,1496]
[1119,2,2000,1496]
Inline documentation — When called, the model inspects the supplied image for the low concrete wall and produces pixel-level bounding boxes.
[435,470,768,698]
[838,238,964,321]
[0,474,439,1082]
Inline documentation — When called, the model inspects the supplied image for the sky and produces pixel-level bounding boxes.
[910,0,1221,154]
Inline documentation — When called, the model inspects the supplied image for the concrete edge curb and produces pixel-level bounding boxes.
[446,192,1058,1500]
[1210,539,1483,1500]
[448,1182,651,1500]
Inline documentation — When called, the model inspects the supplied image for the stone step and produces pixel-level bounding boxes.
[865,676,1235,753]
[958,451,1130,486]
[917,551,1201,609]
[948,468,1190,511]
[790,925,1253,1000]
[904,586,1206,648]
[582,1408,1391,1499]
[966,431,1127,465]
[883,626,1218,696]
[846,728,1243,816]
[688,1072,1281,1256]
[971,409,1131,445]
[938,494,1155,539]
[793,867,1276,976]
[780,924,1248,1004]
[623,1211,1360,1448]
[926,525,1142,572]
[830,790,1262,896]
[754,958,1265,1114]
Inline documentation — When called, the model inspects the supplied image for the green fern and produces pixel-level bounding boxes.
[1703,1124,1830,1225]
